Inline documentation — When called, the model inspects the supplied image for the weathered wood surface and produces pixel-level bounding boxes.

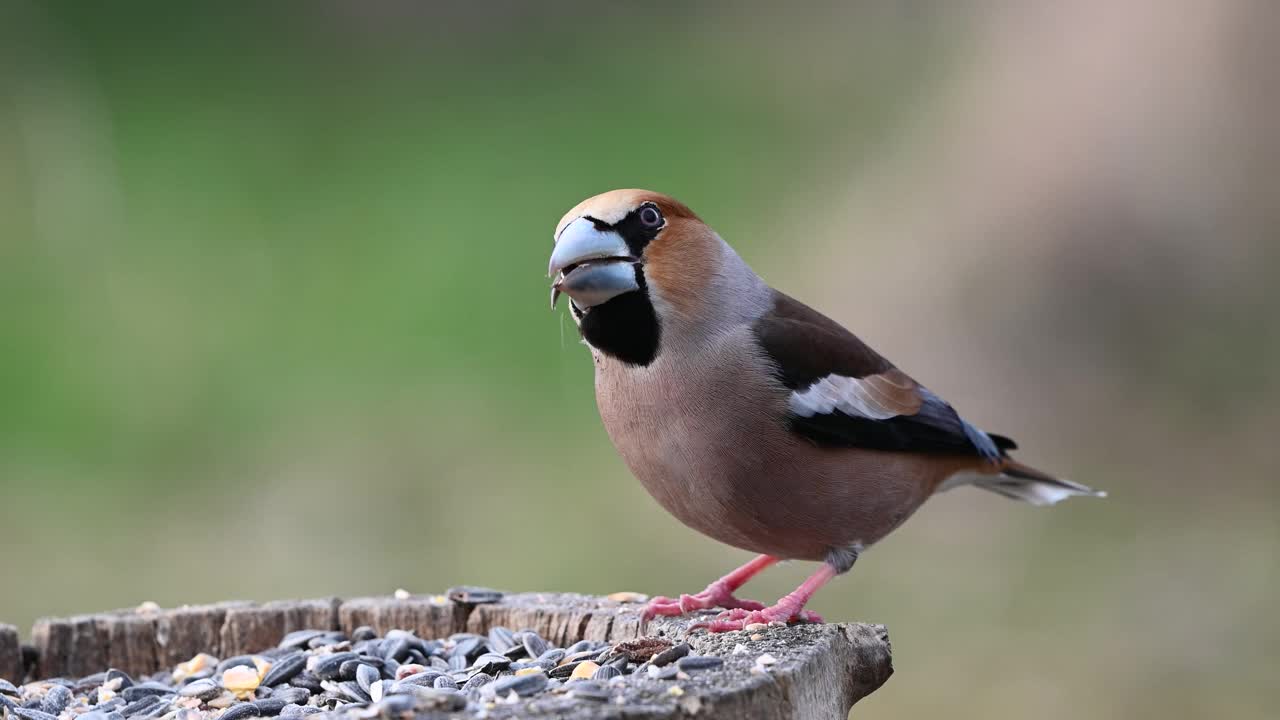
[338,595,459,640]
[15,592,893,719]
[220,597,341,659]
[0,624,19,685]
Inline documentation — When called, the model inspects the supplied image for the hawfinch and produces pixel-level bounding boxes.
[548,189,1104,631]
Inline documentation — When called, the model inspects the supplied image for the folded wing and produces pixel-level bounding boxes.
[753,292,1013,461]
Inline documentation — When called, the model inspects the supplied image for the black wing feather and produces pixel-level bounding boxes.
[755,292,1011,460]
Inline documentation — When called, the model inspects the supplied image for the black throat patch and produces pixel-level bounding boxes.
[578,267,660,366]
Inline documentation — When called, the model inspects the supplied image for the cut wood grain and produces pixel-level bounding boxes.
[337,595,457,640]
[0,624,19,684]
[219,598,340,657]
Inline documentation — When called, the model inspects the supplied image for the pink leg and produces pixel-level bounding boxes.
[642,554,779,621]
[693,562,838,632]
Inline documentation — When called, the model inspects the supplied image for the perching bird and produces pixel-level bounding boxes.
[548,189,1104,631]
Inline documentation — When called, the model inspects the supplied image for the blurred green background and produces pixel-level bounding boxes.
[1,2,1275,718]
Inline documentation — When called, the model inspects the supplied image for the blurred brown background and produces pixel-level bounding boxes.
[1,2,1275,718]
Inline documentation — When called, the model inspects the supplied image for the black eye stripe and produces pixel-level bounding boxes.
[611,203,665,257]
[583,216,612,232]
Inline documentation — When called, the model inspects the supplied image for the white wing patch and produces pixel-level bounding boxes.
[787,372,920,420]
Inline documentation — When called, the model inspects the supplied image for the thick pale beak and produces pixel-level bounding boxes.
[548,218,639,309]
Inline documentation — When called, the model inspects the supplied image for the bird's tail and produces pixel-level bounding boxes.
[969,460,1106,506]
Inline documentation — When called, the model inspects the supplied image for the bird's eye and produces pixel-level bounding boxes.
[638,205,663,228]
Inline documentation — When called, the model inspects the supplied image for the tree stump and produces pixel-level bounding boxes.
[12,592,893,719]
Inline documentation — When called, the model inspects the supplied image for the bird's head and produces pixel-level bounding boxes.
[548,189,768,367]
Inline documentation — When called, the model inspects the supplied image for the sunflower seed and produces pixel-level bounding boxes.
[95,698,126,713]
[311,653,357,681]
[215,657,259,674]
[489,671,547,697]
[547,661,582,680]
[286,673,321,694]
[349,664,377,695]
[0,679,17,695]
[380,639,409,664]
[559,650,596,668]
[470,653,510,675]
[350,626,376,643]
[431,675,457,691]
[336,660,366,682]
[591,664,621,681]
[41,685,72,715]
[452,639,484,664]
[258,648,295,662]
[106,669,135,689]
[461,673,492,693]
[501,643,528,660]
[445,587,503,605]
[392,670,441,689]
[521,633,548,659]
[485,627,515,655]
[14,709,58,720]
[0,696,18,713]
[278,704,320,719]
[178,679,221,701]
[260,653,305,688]
[305,633,346,650]
[651,643,690,667]
[406,687,468,712]
[219,703,261,720]
[121,683,174,701]
[537,647,566,665]
[119,697,159,718]
[251,697,288,716]
[313,692,343,710]
[276,630,325,652]
[370,695,415,715]
[336,681,369,704]
[278,688,309,706]
[569,680,610,701]
[646,664,679,680]
[677,655,725,671]
[385,680,424,696]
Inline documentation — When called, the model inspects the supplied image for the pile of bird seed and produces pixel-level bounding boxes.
[0,624,727,720]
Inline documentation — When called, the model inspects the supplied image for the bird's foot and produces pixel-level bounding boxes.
[690,604,824,633]
[641,581,768,621]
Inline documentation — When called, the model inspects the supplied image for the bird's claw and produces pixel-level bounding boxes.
[688,606,824,633]
[640,583,768,621]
